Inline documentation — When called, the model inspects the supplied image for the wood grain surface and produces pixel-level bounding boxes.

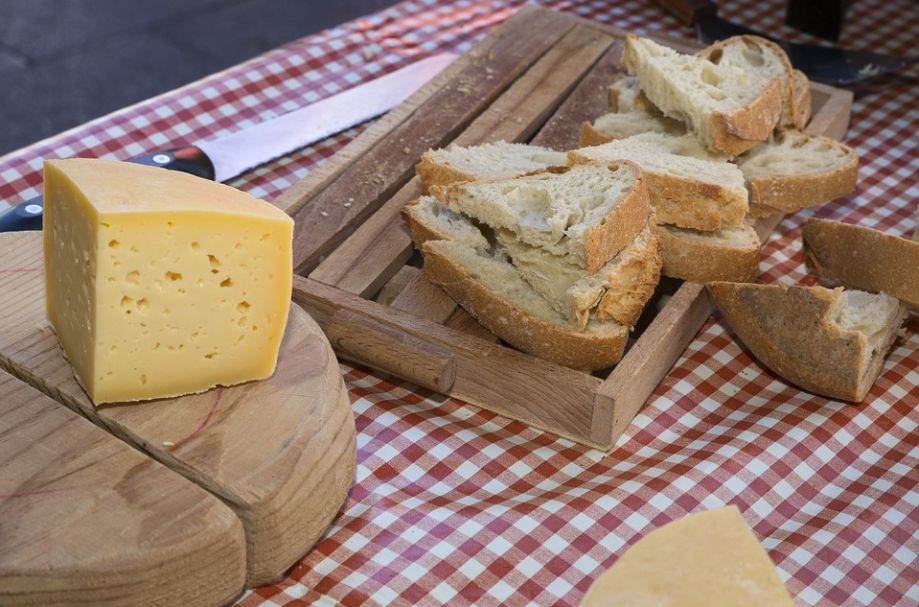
[0,370,246,606]
[0,232,356,587]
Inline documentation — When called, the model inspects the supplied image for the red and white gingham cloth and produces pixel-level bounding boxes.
[1,1,917,605]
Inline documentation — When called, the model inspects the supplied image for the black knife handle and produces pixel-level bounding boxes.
[650,0,717,26]
[0,146,215,232]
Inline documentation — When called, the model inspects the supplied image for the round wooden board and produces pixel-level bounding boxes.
[0,231,357,588]
[0,370,247,606]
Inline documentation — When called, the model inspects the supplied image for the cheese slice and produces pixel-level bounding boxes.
[581,506,794,607]
[43,158,294,405]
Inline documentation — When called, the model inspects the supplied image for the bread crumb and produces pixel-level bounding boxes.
[348,197,354,202]
[402,147,410,154]
[320,211,329,217]
[162,441,174,447]
[344,202,352,208]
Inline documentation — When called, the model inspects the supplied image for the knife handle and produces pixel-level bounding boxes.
[650,0,718,26]
[0,146,215,232]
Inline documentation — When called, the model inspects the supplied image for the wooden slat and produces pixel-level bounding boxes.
[293,276,605,447]
[374,265,422,306]
[308,24,614,296]
[530,42,626,150]
[444,307,501,343]
[290,6,576,275]
[391,272,458,321]
[805,84,853,140]
[0,371,246,606]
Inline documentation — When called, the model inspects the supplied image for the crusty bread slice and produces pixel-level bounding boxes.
[496,220,661,329]
[401,195,491,252]
[430,162,650,274]
[792,70,811,129]
[621,34,782,155]
[803,218,919,307]
[659,224,760,282]
[739,130,858,217]
[569,133,747,231]
[709,282,905,402]
[697,36,797,130]
[421,240,629,370]
[416,141,567,193]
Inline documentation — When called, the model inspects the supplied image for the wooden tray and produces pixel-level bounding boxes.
[0,232,356,604]
[281,6,852,450]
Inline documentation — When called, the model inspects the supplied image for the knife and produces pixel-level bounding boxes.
[651,0,918,85]
[0,53,457,232]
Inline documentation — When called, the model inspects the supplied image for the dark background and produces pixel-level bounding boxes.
[0,0,400,155]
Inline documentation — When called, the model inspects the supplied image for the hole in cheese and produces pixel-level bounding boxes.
[121,295,134,309]
[237,301,250,313]
[136,298,149,312]
[108,239,120,248]
[220,277,233,288]
[208,254,220,268]
[191,241,201,251]
[165,271,182,281]
[126,270,140,284]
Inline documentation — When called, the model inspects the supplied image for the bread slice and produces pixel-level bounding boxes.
[569,133,747,231]
[421,240,629,370]
[621,34,782,155]
[403,197,661,329]
[739,130,858,217]
[415,141,567,193]
[697,36,797,130]
[709,282,906,402]
[803,218,919,307]
[496,221,661,328]
[659,224,760,282]
[579,112,684,147]
[792,70,811,129]
[430,162,650,274]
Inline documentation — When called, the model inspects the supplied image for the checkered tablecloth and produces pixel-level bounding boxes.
[2,1,917,605]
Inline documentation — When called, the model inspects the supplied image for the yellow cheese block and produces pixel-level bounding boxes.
[43,158,294,405]
[581,505,794,607]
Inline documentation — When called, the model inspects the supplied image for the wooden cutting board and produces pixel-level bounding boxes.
[0,231,357,603]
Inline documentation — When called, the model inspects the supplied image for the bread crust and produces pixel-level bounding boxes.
[421,241,628,370]
[415,154,478,194]
[579,122,615,148]
[708,282,903,402]
[708,77,783,155]
[698,36,797,130]
[594,221,663,326]
[431,162,650,274]
[792,70,811,129]
[568,151,748,231]
[803,218,919,307]
[747,133,858,218]
[659,225,760,282]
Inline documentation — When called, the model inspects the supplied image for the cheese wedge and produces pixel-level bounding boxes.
[581,506,794,607]
[43,158,294,405]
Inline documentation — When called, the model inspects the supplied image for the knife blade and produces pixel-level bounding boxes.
[650,0,918,85]
[0,53,457,232]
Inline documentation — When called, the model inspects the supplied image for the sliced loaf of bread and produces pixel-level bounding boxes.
[659,224,760,283]
[496,221,661,328]
[739,130,858,217]
[422,239,630,370]
[621,34,782,155]
[709,282,906,402]
[569,133,747,231]
[430,162,650,274]
[697,36,797,130]
[416,141,567,193]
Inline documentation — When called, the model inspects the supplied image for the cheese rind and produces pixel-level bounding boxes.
[581,505,794,607]
[43,158,294,405]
